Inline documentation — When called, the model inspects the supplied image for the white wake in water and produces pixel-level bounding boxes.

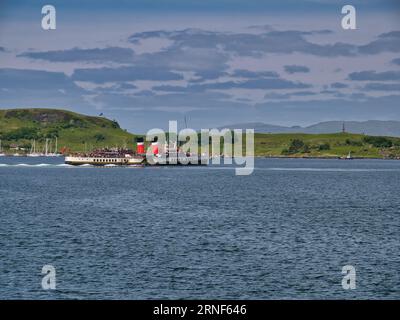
[0,163,123,168]
[0,163,75,168]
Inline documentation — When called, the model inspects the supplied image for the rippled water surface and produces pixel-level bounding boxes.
[0,157,399,299]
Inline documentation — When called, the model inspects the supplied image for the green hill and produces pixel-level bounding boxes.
[0,108,135,153]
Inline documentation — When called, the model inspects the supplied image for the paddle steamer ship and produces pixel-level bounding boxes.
[64,139,208,166]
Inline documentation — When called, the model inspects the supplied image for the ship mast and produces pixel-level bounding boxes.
[45,138,49,156]
[30,140,34,154]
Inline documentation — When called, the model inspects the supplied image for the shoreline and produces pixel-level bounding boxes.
[1,154,400,161]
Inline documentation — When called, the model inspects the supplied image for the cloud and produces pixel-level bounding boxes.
[309,29,334,35]
[190,68,279,83]
[284,65,310,74]
[231,69,279,78]
[137,46,229,72]
[118,83,137,90]
[5,24,400,132]
[153,77,311,92]
[128,28,400,60]
[391,58,400,66]
[0,68,89,110]
[362,83,400,91]
[14,29,400,73]
[128,28,359,57]
[92,90,241,113]
[18,47,136,63]
[72,66,183,83]
[0,47,5,52]
[246,25,276,32]
[348,70,400,81]
[129,29,354,56]
[151,85,193,93]
[134,90,155,97]
[359,31,400,55]
[203,78,311,90]
[330,82,348,88]
[320,89,338,95]
[264,91,316,99]
[95,83,138,94]
[0,68,84,92]
[19,37,231,84]
[189,70,228,83]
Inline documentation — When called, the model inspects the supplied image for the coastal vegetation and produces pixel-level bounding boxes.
[1,108,400,159]
[253,132,400,158]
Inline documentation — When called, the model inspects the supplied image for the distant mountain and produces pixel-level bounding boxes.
[220,120,400,137]
[219,122,297,133]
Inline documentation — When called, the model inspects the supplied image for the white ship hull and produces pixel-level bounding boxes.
[65,156,144,166]
[149,154,209,165]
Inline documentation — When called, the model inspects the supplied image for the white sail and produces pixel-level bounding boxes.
[44,137,61,157]
[45,138,49,156]
[0,139,5,156]
[28,139,42,157]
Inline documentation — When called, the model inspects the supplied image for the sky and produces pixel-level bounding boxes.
[0,0,400,133]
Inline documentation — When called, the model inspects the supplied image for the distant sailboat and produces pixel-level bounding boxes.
[346,151,353,159]
[42,138,52,157]
[0,140,5,157]
[340,151,354,160]
[45,137,61,157]
[45,138,49,156]
[27,139,42,157]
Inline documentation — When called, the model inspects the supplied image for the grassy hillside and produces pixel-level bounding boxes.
[253,132,400,158]
[0,108,135,153]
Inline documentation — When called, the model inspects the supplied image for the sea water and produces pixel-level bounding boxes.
[0,157,399,299]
